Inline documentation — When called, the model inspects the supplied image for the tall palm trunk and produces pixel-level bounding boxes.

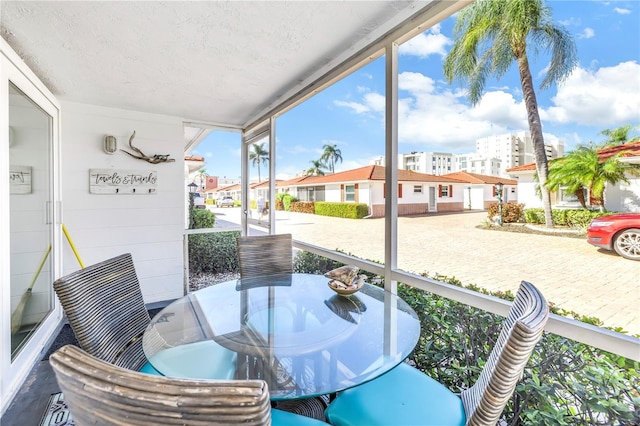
[517,55,554,227]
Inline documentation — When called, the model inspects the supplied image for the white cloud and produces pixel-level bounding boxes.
[545,61,640,126]
[334,70,536,152]
[576,27,595,39]
[399,24,451,58]
[399,72,436,93]
[333,100,369,114]
[471,91,528,128]
[364,92,385,112]
[558,17,580,26]
[614,7,631,14]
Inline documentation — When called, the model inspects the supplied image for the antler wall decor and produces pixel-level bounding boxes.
[120,131,175,164]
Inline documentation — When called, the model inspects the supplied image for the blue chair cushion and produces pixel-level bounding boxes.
[138,361,162,375]
[143,340,238,379]
[324,363,466,426]
[271,408,328,425]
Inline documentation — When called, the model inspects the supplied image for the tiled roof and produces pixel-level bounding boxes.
[442,171,517,185]
[213,183,240,192]
[184,155,205,162]
[596,140,640,160]
[506,140,640,173]
[278,165,464,186]
[506,163,536,173]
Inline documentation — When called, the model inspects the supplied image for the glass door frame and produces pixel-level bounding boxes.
[241,118,276,235]
[0,38,62,412]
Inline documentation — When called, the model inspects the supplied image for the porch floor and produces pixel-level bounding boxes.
[2,323,80,426]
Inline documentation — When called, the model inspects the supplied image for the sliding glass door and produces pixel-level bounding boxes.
[1,40,61,409]
[8,82,55,359]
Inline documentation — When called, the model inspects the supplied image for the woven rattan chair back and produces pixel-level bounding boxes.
[237,234,293,278]
[50,345,272,426]
[52,253,151,370]
[460,281,549,426]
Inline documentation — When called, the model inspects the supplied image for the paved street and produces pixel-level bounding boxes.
[211,208,640,335]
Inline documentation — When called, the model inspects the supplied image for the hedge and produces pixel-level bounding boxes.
[192,208,215,229]
[188,230,240,275]
[314,201,369,218]
[523,208,610,229]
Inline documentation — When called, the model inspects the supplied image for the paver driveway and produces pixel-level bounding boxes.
[213,208,640,335]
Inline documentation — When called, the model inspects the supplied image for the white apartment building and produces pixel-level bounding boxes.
[373,152,454,175]
[373,132,564,178]
[453,154,502,176]
[476,131,564,176]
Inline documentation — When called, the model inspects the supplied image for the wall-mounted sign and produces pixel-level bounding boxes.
[10,166,32,194]
[89,169,157,194]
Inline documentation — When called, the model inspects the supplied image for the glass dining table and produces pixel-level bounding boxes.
[142,273,420,400]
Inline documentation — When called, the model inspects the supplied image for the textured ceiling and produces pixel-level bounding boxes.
[1,1,432,133]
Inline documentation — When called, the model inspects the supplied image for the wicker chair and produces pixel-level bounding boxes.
[324,281,549,426]
[50,344,327,426]
[52,253,236,377]
[53,253,153,371]
[236,234,293,278]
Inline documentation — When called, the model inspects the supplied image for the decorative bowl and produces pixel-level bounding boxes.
[327,276,364,296]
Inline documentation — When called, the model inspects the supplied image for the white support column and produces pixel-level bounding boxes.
[240,132,249,236]
[384,42,399,294]
[268,118,276,233]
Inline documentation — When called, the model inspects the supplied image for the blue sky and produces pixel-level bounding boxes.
[193,0,640,181]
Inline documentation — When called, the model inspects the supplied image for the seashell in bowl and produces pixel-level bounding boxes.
[324,265,359,285]
[327,274,366,296]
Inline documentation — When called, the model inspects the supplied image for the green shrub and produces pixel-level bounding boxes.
[192,209,215,229]
[487,203,524,223]
[314,201,369,218]
[292,251,640,425]
[292,251,344,274]
[283,194,298,211]
[276,193,286,210]
[523,208,545,224]
[188,231,240,274]
[523,208,610,229]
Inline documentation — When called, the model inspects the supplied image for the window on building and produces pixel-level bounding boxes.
[413,185,423,193]
[345,184,355,202]
[439,185,449,197]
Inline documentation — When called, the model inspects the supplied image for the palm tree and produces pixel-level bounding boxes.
[546,143,640,212]
[444,0,577,228]
[196,168,208,191]
[305,159,327,176]
[600,124,636,147]
[249,142,269,182]
[320,144,343,174]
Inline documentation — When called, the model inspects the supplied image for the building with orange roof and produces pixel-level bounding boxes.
[275,165,469,217]
[442,172,518,210]
[506,141,640,212]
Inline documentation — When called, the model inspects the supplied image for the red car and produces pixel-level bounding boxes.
[587,213,640,261]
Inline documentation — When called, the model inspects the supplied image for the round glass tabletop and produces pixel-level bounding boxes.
[143,273,420,400]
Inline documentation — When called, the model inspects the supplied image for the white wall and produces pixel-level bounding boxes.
[512,174,542,208]
[60,102,186,303]
[605,176,640,213]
